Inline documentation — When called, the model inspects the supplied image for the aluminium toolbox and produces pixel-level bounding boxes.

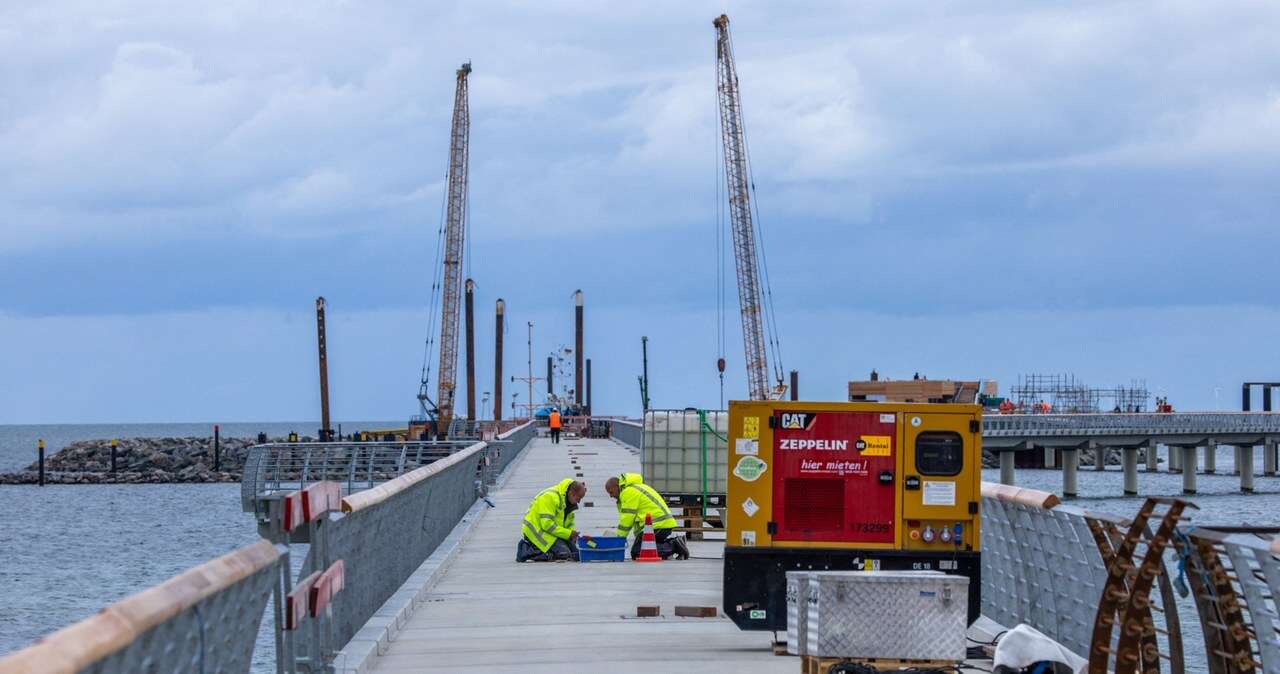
[785,571,814,655]
[804,570,967,661]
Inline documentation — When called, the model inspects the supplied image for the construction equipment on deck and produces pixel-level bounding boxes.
[723,400,984,632]
[417,62,472,438]
[713,14,785,401]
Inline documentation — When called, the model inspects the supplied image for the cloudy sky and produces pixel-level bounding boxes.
[2,1,1278,424]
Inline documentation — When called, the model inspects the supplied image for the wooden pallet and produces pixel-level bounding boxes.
[672,506,724,540]
[800,656,959,673]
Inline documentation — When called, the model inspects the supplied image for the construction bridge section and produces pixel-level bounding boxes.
[2,418,1279,673]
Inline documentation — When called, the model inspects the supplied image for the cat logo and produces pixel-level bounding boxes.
[779,413,816,430]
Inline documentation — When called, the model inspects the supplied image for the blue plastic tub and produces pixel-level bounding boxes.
[579,536,627,562]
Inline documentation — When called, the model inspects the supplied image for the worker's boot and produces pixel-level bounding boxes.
[671,534,691,560]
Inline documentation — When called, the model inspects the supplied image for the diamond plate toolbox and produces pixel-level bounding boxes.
[785,571,814,655]
[806,570,968,660]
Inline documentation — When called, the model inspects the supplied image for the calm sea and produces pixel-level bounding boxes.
[1,426,1277,673]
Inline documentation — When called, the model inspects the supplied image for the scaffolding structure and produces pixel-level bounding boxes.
[1011,373,1150,413]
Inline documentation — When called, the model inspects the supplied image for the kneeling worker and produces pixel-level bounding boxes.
[517,479,588,562]
[606,473,690,560]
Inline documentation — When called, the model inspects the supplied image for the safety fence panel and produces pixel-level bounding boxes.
[304,443,487,653]
[611,419,643,450]
[0,540,282,674]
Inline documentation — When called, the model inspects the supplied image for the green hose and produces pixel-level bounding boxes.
[695,410,728,518]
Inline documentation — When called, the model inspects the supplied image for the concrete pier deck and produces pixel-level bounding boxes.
[367,434,793,673]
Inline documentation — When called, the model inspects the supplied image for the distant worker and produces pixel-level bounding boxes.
[605,474,690,560]
[549,408,562,444]
[517,479,588,562]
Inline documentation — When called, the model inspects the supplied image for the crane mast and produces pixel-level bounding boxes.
[714,15,772,401]
[434,62,472,438]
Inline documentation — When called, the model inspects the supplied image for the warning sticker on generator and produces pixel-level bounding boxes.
[742,416,759,439]
[923,480,957,506]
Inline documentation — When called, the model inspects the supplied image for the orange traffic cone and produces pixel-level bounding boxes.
[636,514,662,563]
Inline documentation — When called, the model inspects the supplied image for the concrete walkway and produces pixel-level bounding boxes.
[368,434,792,673]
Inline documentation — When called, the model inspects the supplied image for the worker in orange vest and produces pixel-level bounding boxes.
[549,409,562,444]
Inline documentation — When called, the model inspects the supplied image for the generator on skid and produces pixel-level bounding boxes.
[723,400,983,631]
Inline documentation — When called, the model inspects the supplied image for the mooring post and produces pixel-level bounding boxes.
[1145,440,1159,471]
[1240,444,1255,493]
[1265,438,1277,476]
[1182,446,1198,494]
[1062,448,1079,498]
[37,439,45,487]
[213,424,221,472]
[110,438,118,473]
[1122,447,1138,496]
[999,450,1015,486]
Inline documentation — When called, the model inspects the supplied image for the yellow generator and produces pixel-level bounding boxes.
[723,400,983,631]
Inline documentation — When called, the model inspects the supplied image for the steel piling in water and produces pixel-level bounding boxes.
[465,279,476,421]
[111,438,119,473]
[37,439,45,487]
[494,299,504,421]
[214,424,221,471]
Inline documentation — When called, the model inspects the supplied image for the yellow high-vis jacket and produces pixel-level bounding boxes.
[614,473,676,537]
[522,478,577,553]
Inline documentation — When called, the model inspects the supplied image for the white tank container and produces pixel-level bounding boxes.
[641,409,729,497]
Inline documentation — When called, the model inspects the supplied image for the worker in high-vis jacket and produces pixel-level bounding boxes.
[548,409,562,444]
[605,473,690,560]
[517,478,588,562]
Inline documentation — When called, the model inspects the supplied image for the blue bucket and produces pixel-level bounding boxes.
[579,536,627,562]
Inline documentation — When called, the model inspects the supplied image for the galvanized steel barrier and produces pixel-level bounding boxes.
[980,483,1187,672]
[295,442,483,653]
[0,540,284,674]
[610,419,643,449]
[241,440,481,513]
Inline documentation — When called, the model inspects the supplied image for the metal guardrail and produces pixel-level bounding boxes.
[981,483,1187,672]
[610,419,643,449]
[307,443,487,655]
[240,440,481,512]
[983,412,1280,437]
[1174,527,1280,673]
[0,540,284,674]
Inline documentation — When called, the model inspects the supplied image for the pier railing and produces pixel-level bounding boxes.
[981,483,1189,671]
[0,540,284,674]
[241,439,483,513]
[610,419,643,449]
[983,412,1280,437]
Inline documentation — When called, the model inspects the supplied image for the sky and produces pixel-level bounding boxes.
[1,1,1278,424]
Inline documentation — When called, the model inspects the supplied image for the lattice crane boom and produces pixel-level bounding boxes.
[435,62,472,437]
[714,15,772,401]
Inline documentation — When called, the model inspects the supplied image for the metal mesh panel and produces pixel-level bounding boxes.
[980,497,1105,657]
[304,446,486,652]
[80,561,278,674]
